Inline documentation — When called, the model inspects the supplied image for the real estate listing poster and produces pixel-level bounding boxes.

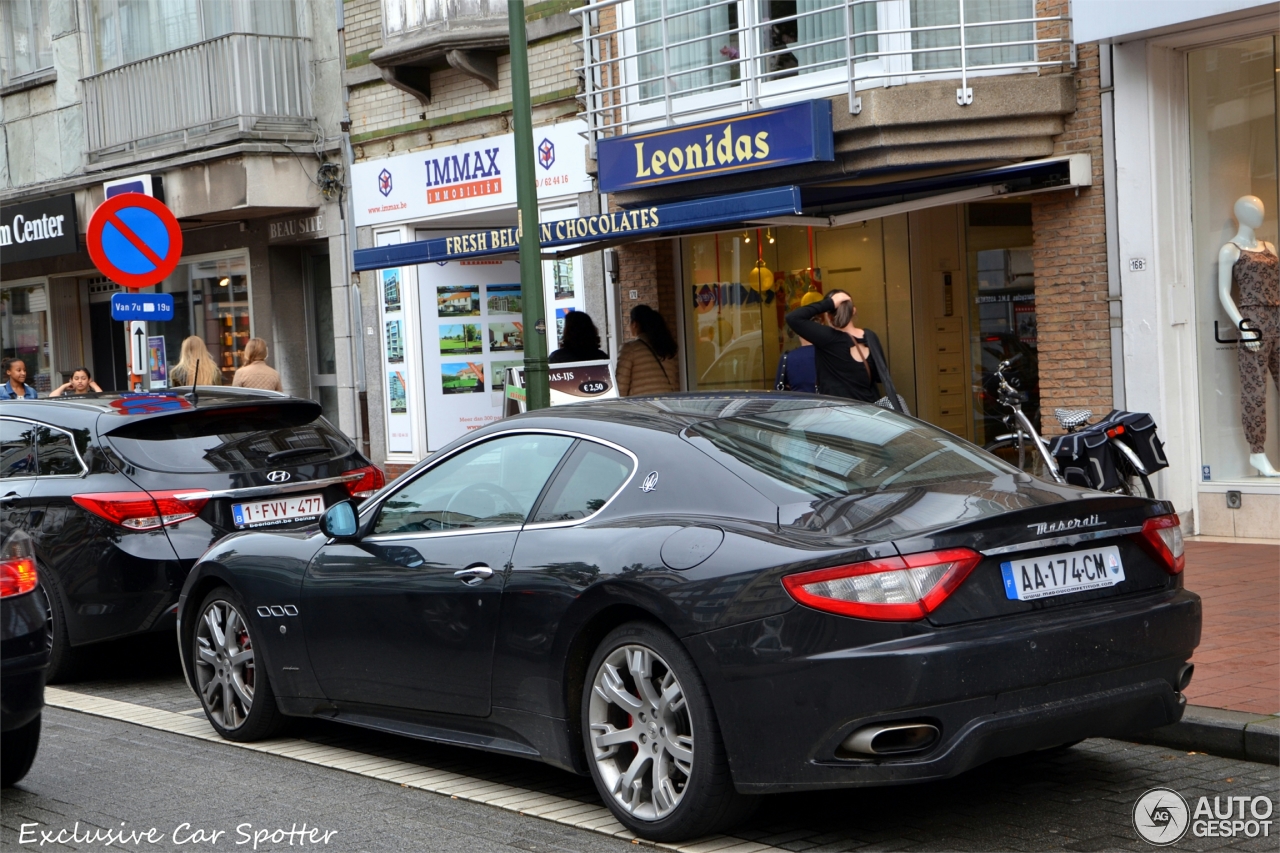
[418,259,524,450]
[377,231,414,453]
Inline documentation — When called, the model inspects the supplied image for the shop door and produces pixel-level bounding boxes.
[88,302,128,393]
[305,252,339,424]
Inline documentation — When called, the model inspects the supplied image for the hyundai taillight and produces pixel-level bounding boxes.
[1134,514,1184,574]
[0,556,38,598]
[72,490,209,531]
[344,465,386,500]
[782,548,983,621]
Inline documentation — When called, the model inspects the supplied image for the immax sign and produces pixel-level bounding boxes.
[0,194,78,264]
[351,120,592,227]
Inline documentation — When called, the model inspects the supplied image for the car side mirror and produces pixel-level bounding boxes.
[320,501,359,540]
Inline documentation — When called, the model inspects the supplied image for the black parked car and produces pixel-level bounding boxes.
[1,528,48,787]
[0,389,383,681]
[176,394,1200,842]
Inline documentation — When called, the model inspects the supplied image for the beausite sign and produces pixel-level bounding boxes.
[597,101,834,194]
[351,120,592,227]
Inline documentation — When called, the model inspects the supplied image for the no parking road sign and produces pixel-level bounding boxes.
[87,193,183,289]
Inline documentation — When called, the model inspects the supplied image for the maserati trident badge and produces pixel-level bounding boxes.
[639,471,659,493]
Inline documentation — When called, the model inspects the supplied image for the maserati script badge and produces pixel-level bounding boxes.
[639,471,659,493]
[1027,513,1103,536]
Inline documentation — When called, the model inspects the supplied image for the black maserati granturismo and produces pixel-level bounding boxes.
[176,394,1200,841]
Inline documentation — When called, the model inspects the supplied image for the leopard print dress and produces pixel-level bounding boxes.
[1233,245,1280,454]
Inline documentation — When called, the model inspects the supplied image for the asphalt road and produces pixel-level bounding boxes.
[3,634,1277,853]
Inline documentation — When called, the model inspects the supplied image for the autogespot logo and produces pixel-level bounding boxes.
[1134,788,1276,844]
[1134,788,1189,845]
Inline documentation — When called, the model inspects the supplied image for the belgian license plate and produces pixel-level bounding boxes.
[232,494,325,528]
[1000,545,1125,601]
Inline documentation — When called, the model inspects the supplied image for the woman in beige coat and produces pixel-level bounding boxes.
[616,304,678,396]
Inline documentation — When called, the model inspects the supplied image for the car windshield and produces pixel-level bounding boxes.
[684,402,1018,505]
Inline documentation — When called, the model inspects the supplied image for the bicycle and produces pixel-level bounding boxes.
[982,355,1062,483]
[982,356,1156,499]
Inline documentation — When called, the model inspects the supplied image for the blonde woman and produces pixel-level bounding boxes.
[232,338,283,391]
[169,336,222,386]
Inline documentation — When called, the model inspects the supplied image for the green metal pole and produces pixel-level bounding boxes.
[509,0,550,411]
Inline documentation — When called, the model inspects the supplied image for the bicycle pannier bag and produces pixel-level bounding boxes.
[1101,410,1169,474]
[1050,428,1119,491]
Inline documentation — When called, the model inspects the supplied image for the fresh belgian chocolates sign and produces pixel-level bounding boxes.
[597,101,834,194]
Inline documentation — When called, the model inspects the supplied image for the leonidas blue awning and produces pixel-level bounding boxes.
[352,185,803,272]
[352,154,1090,272]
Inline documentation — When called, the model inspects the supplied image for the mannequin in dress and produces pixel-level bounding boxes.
[1218,195,1280,476]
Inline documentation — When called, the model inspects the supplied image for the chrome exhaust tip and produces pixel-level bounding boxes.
[1176,663,1195,692]
[841,722,940,756]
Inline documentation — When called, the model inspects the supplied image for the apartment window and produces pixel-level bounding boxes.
[91,0,298,72]
[911,0,1033,72]
[1,0,54,85]
[635,0,740,102]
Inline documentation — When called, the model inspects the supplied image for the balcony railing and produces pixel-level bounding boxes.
[574,0,1074,148]
[83,33,315,161]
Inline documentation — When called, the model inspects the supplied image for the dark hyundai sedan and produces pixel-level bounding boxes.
[176,395,1200,841]
[1,389,382,681]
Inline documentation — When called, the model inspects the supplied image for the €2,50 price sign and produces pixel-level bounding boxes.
[87,193,183,290]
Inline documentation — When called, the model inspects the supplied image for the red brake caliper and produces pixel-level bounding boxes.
[238,630,253,689]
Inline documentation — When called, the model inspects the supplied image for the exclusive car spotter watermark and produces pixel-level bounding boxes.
[18,822,338,849]
[1133,788,1275,845]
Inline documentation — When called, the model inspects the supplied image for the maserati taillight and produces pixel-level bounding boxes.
[72,490,209,531]
[344,465,386,500]
[782,548,983,621]
[1135,514,1184,574]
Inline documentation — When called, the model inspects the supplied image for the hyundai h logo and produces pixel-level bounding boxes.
[267,470,292,483]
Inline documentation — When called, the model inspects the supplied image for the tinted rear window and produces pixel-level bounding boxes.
[684,403,1016,504]
[107,409,354,473]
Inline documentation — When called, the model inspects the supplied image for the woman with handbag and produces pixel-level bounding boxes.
[785,290,904,412]
[617,304,679,396]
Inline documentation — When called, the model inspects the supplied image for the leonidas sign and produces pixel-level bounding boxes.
[351,120,592,227]
[597,101,834,194]
[0,194,78,264]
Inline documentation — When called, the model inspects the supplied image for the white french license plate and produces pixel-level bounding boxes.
[1000,545,1125,601]
[232,494,326,528]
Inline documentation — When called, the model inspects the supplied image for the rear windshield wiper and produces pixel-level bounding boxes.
[266,446,329,462]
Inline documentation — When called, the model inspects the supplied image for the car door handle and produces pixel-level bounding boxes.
[453,565,493,586]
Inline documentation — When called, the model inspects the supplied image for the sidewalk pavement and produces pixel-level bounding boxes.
[1134,537,1279,764]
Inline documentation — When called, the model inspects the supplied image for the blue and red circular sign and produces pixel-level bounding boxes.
[87,193,183,290]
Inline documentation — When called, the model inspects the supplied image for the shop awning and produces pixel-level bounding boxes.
[352,185,804,272]
[351,154,1089,272]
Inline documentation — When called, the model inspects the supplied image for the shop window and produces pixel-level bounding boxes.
[0,284,54,395]
[683,220,907,397]
[1189,35,1279,483]
[151,255,251,388]
[1,0,53,85]
[965,202,1036,447]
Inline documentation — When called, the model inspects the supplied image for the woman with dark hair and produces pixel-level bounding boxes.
[785,289,903,411]
[548,311,609,364]
[51,367,102,396]
[616,304,678,396]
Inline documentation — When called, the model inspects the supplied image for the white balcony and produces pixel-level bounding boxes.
[82,33,315,162]
[574,0,1075,145]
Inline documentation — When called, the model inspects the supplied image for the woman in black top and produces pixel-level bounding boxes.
[785,289,904,412]
[548,311,609,364]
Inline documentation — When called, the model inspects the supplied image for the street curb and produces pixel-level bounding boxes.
[1128,705,1279,765]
